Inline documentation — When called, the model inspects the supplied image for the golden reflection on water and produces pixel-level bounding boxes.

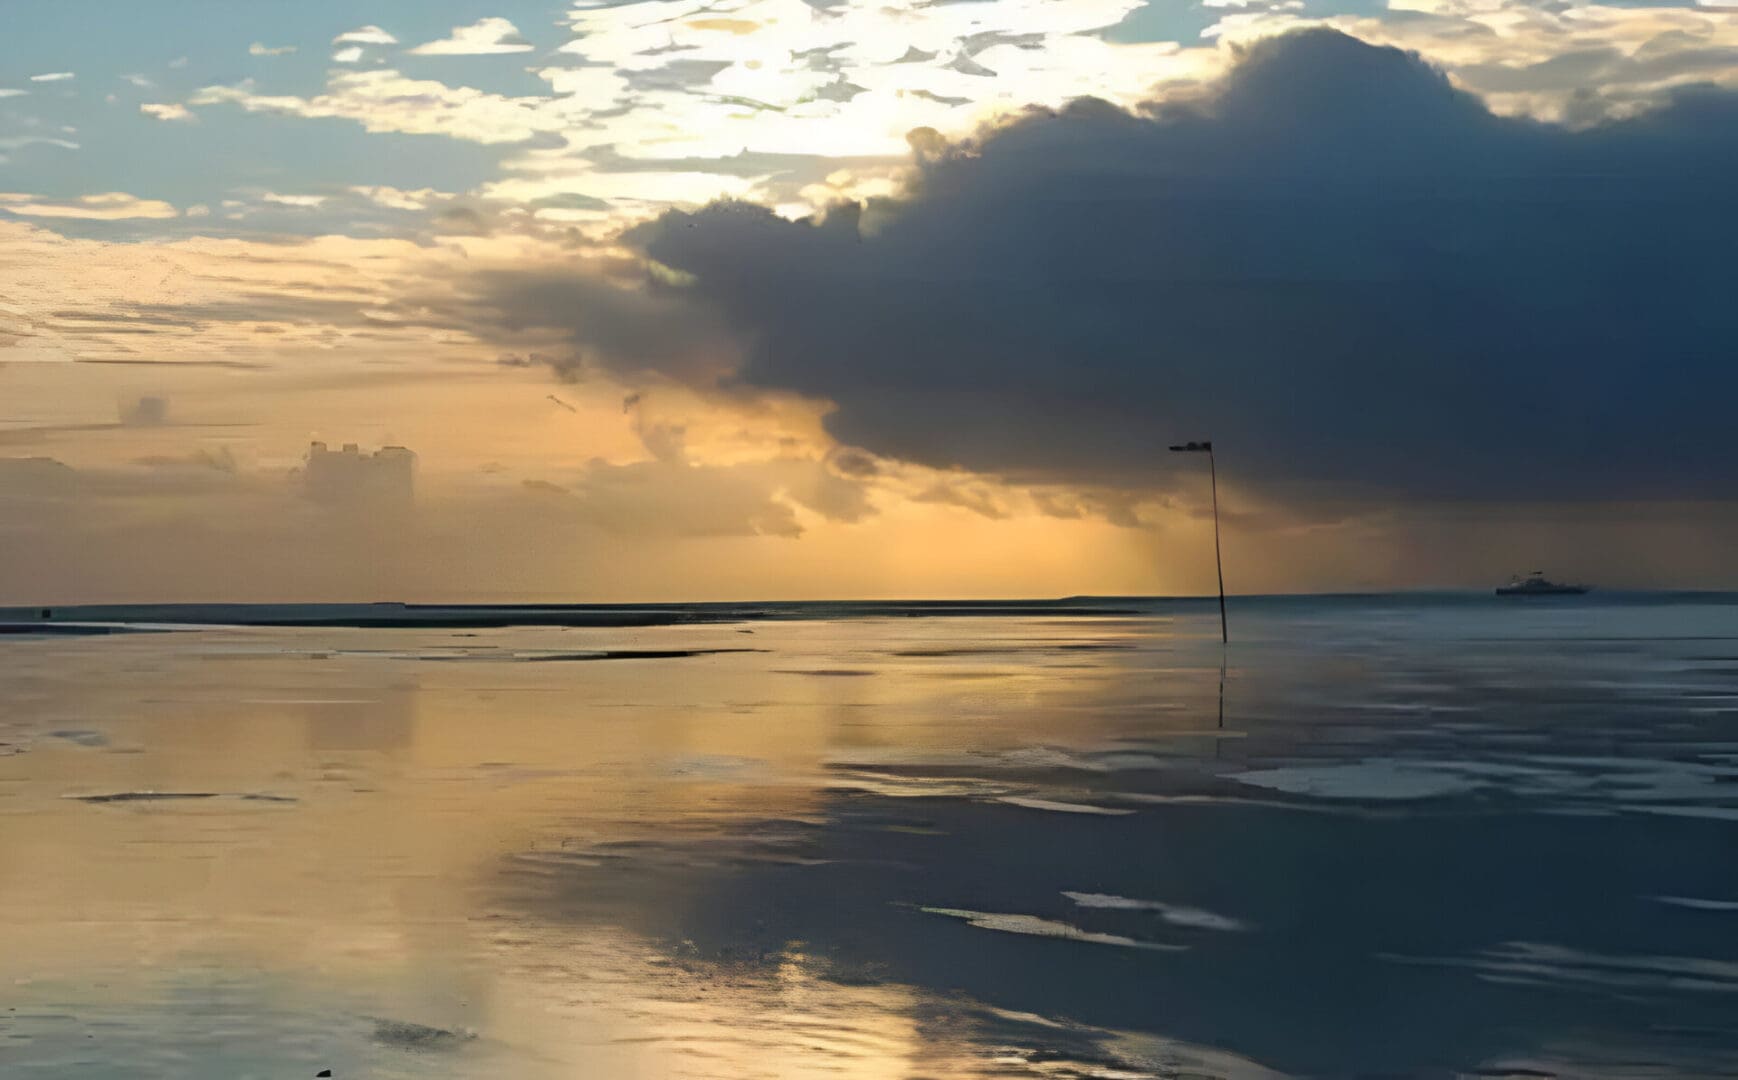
[0,617,1212,1078]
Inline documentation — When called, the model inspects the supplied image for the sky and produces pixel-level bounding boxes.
[2,0,1736,601]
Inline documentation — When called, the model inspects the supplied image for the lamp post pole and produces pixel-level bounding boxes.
[1169,440,1227,644]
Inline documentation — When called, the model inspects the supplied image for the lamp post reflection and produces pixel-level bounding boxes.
[1168,440,1227,644]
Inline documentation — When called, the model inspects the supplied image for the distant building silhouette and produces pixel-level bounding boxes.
[304,441,416,508]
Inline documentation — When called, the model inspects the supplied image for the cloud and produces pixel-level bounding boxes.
[498,351,587,382]
[192,71,560,143]
[140,103,194,122]
[134,446,240,474]
[527,396,873,536]
[0,136,80,153]
[408,17,534,56]
[460,265,738,383]
[912,479,1010,520]
[260,193,327,208]
[0,219,466,366]
[249,42,297,57]
[0,441,870,602]
[347,185,451,210]
[0,192,178,220]
[302,441,416,508]
[827,448,881,478]
[120,396,170,426]
[1203,0,1738,123]
[615,31,1738,502]
[1030,488,1144,528]
[432,205,493,235]
[30,72,75,83]
[333,25,398,46]
[177,0,1191,215]
[0,457,82,500]
[555,456,806,538]
[0,89,30,99]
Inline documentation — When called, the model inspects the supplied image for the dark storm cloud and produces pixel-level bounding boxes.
[464,267,735,382]
[624,30,1738,501]
[498,350,587,382]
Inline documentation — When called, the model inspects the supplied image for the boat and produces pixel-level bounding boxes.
[1496,571,1589,596]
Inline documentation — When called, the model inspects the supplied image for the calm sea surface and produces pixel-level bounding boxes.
[3,595,1737,1078]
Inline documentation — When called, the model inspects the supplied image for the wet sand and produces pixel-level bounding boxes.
[2,597,1736,1077]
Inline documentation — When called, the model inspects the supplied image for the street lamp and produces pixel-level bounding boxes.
[1168,440,1227,644]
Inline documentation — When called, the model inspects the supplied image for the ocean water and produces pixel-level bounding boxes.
[2,594,1736,1078]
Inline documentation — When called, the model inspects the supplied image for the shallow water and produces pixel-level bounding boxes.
[3,597,1737,1078]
